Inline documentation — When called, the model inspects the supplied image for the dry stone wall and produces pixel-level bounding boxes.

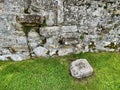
[0,0,120,61]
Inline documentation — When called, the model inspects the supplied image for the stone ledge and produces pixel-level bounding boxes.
[16,15,45,26]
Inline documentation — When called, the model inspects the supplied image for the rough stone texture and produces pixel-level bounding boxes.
[0,14,30,61]
[0,0,4,14]
[0,54,29,61]
[70,59,93,79]
[28,29,42,57]
[44,36,60,49]
[61,26,78,33]
[49,49,57,56]
[58,46,74,56]
[33,46,48,57]
[40,26,61,37]
[16,15,45,26]
[0,0,120,61]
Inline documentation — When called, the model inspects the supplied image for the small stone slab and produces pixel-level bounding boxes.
[70,59,93,79]
[16,15,44,26]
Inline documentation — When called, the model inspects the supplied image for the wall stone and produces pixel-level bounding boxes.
[0,0,4,14]
[0,0,120,61]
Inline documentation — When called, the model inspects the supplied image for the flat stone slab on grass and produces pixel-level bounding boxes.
[70,59,93,79]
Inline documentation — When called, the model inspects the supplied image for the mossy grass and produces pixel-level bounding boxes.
[0,52,120,90]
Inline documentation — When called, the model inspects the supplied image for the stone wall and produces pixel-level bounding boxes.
[0,0,120,61]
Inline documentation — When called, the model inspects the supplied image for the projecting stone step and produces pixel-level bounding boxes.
[16,15,45,26]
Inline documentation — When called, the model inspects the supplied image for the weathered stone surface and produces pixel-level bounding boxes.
[56,0,64,24]
[0,13,30,61]
[0,48,11,55]
[58,47,74,56]
[60,32,79,39]
[4,0,25,14]
[33,46,48,57]
[49,49,57,56]
[64,38,79,45]
[28,29,42,48]
[75,44,83,54]
[0,1,4,14]
[16,15,44,26]
[8,54,27,61]
[0,54,29,61]
[40,26,61,37]
[44,36,60,49]
[70,59,93,79]
[46,10,56,26]
[0,0,120,61]
[61,26,78,33]
[60,32,80,45]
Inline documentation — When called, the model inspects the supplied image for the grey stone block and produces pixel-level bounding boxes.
[70,59,93,79]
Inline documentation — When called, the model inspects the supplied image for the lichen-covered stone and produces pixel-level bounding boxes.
[28,29,42,48]
[0,1,4,14]
[49,49,57,56]
[61,26,78,33]
[16,15,44,26]
[70,59,93,79]
[0,54,29,61]
[40,26,61,37]
[44,36,60,49]
[0,0,120,61]
[46,10,56,26]
[58,47,74,56]
[33,46,48,57]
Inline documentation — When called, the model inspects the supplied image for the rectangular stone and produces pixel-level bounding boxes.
[0,2,4,14]
[58,46,74,56]
[56,0,64,24]
[4,0,25,14]
[46,10,56,26]
[61,25,78,33]
[40,26,61,37]
[16,15,44,26]
[60,32,79,38]
[64,38,79,45]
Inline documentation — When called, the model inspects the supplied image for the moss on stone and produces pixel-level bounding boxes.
[114,23,119,28]
[104,42,118,49]
[22,26,32,36]
[89,41,96,50]
[104,3,108,9]
[80,35,84,40]
[40,18,47,27]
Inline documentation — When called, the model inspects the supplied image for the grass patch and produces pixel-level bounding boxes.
[0,52,120,90]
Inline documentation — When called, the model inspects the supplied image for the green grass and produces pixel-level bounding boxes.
[0,52,120,90]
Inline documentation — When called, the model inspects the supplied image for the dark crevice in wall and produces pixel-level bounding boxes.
[22,26,32,58]
[24,0,31,14]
